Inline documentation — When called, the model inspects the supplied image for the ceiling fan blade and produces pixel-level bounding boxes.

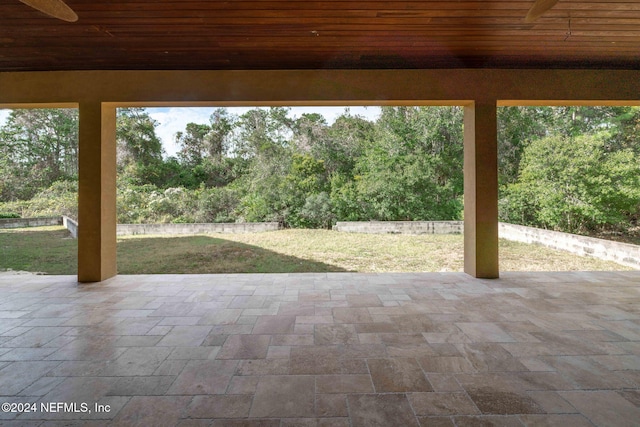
[524,0,560,23]
[19,0,78,22]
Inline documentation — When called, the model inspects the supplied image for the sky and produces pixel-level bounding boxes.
[0,106,380,157]
[0,109,9,126]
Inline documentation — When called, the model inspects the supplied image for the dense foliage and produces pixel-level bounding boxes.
[0,105,638,237]
[0,108,78,201]
[501,132,640,234]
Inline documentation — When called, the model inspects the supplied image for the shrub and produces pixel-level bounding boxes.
[501,133,640,234]
[299,192,336,229]
[0,212,20,219]
[0,180,78,219]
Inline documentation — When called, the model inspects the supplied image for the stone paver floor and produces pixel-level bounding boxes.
[0,271,639,426]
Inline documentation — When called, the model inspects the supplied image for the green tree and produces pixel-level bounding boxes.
[293,113,328,153]
[501,132,640,233]
[0,108,78,201]
[233,108,297,224]
[497,106,551,185]
[281,154,330,227]
[354,150,462,221]
[232,107,293,159]
[344,106,464,221]
[176,123,212,167]
[116,108,166,187]
[497,106,639,185]
[116,108,163,168]
[548,106,630,137]
[322,111,374,177]
[300,192,335,229]
[176,108,236,166]
[607,106,640,154]
[207,108,236,161]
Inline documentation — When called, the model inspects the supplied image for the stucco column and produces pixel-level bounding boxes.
[463,101,499,278]
[78,103,117,282]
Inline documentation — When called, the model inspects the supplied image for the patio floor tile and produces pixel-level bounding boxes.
[249,375,315,418]
[347,394,420,427]
[367,357,433,392]
[0,271,638,425]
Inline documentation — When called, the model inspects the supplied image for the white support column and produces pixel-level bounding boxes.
[463,101,499,278]
[78,103,117,282]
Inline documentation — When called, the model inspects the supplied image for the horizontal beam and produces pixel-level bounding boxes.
[498,100,640,107]
[1,69,640,105]
[0,103,78,109]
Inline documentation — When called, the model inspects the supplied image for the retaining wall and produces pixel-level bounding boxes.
[62,216,78,239]
[333,221,464,234]
[334,220,639,269]
[116,222,280,236]
[0,216,62,229]
[498,223,640,269]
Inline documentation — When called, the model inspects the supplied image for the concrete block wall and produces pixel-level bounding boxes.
[62,216,79,239]
[498,223,640,269]
[116,222,280,236]
[333,221,464,235]
[0,216,62,229]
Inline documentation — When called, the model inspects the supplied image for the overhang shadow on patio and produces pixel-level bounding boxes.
[116,235,348,274]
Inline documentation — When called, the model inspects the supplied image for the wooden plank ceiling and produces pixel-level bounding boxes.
[1,0,640,71]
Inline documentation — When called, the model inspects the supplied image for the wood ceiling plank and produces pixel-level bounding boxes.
[1,0,640,70]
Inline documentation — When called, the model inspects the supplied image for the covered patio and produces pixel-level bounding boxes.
[1,271,640,425]
[1,1,640,425]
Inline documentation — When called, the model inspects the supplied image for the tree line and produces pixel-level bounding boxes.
[0,106,638,237]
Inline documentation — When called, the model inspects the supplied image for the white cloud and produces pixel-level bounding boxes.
[147,107,215,157]
[0,109,11,126]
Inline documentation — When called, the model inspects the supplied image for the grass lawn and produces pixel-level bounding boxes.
[0,226,77,274]
[0,226,633,275]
